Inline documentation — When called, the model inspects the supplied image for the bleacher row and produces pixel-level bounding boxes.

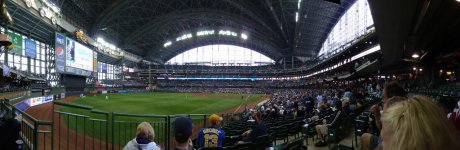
[408,84,460,98]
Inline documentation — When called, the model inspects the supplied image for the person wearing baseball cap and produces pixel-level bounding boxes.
[197,114,226,148]
[173,116,194,150]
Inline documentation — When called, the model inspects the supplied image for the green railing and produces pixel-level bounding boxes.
[52,100,110,150]
[0,99,244,150]
[50,100,243,150]
[0,99,53,150]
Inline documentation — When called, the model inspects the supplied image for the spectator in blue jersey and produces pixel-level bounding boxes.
[197,114,226,148]
[343,87,353,99]
[241,112,267,142]
[316,94,324,108]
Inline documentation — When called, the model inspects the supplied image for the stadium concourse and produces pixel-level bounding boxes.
[1,0,460,150]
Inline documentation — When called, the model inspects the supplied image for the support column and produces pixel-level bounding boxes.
[148,64,152,86]
[27,57,31,73]
[3,26,8,65]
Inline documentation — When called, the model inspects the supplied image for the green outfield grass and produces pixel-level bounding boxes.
[59,92,263,146]
[66,92,261,114]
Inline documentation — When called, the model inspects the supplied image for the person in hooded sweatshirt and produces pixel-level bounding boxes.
[124,122,161,150]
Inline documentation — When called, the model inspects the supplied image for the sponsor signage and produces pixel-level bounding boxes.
[24,38,37,58]
[55,32,66,73]
[7,31,23,55]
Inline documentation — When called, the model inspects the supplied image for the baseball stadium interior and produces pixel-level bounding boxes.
[0,0,460,150]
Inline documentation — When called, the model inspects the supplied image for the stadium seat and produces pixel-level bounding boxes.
[354,119,366,147]
[253,135,271,150]
[230,142,253,150]
[274,125,289,145]
[285,138,304,150]
[288,121,301,138]
[329,144,354,150]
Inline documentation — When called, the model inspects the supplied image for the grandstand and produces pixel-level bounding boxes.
[0,0,460,150]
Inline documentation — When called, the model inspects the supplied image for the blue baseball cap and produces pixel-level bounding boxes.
[173,116,193,143]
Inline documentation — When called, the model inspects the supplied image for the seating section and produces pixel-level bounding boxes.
[409,84,460,99]
[408,83,460,109]
[200,89,378,149]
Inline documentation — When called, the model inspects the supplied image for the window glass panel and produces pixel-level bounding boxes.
[318,0,374,59]
[166,45,274,66]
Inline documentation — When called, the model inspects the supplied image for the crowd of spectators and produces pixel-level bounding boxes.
[124,83,375,149]
[0,76,30,92]
[159,87,271,94]
[127,80,460,150]
[157,80,321,88]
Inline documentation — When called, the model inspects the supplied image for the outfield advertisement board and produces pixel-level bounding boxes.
[15,95,57,112]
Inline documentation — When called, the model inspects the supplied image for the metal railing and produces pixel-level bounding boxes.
[0,99,53,150]
[1,99,244,150]
[52,100,109,150]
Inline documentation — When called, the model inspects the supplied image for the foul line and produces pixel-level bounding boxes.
[233,95,251,113]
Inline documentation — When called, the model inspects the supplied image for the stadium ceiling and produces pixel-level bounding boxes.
[60,0,355,63]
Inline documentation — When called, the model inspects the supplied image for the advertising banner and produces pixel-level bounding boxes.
[43,95,54,103]
[118,90,128,93]
[7,31,23,55]
[61,93,66,99]
[30,97,42,107]
[24,38,37,58]
[55,33,66,73]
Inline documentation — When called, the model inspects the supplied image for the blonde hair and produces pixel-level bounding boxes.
[381,95,460,150]
[136,122,154,140]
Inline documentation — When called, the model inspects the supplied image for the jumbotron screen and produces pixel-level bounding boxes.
[65,37,93,72]
[55,32,94,76]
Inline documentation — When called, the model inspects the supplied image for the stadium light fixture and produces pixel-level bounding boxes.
[176,33,193,41]
[457,0,460,2]
[412,67,417,71]
[295,12,299,22]
[351,45,381,61]
[411,53,420,58]
[241,33,248,40]
[163,41,172,47]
